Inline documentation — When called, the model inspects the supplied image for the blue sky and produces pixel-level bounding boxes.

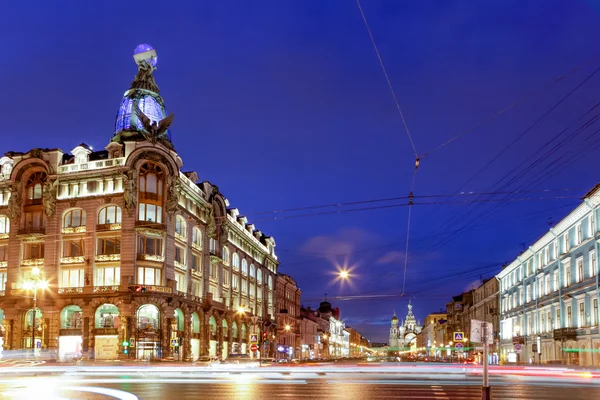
[3,0,600,341]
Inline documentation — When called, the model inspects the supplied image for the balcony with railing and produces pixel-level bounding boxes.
[58,157,125,174]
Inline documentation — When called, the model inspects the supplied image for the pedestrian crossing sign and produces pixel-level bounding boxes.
[250,334,258,343]
[454,332,464,341]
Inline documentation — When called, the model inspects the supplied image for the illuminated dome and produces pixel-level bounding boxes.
[133,43,158,67]
[113,44,173,146]
[392,314,398,322]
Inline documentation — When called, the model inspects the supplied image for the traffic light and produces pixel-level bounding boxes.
[130,285,147,293]
[122,341,129,354]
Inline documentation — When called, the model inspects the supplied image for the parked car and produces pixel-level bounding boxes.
[195,356,220,367]
[222,354,260,368]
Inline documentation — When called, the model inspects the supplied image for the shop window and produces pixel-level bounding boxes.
[24,309,42,330]
[95,304,119,328]
[60,305,82,329]
[137,304,159,330]
[174,308,184,331]
[192,312,200,333]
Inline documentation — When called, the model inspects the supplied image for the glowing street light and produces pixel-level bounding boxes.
[237,306,246,315]
[339,270,350,280]
[284,324,291,332]
[24,267,48,356]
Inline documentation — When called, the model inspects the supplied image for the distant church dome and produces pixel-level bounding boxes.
[391,314,398,322]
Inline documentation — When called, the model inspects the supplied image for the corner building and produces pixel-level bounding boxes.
[0,45,278,362]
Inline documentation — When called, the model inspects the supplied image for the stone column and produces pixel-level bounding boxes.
[183,313,192,362]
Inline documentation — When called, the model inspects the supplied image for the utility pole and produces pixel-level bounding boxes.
[482,321,491,400]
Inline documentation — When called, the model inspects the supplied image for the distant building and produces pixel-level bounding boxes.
[276,273,301,359]
[416,312,446,357]
[389,301,422,351]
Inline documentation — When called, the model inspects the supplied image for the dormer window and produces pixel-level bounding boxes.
[71,145,92,165]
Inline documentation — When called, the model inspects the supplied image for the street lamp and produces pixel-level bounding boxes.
[24,267,48,356]
[284,324,291,332]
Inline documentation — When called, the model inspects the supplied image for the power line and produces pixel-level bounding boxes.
[355,0,417,158]
[246,187,584,216]
[250,195,581,222]
[421,52,600,158]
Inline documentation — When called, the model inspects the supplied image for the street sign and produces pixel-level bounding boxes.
[250,344,258,352]
[455,343,464,350]
[454,332,464,341]
[130,338,135,348]
[470,320,494,344]
[515,344,522,352]
[532,343,538,353]
[170,338,179,348]
[250,334,258,343]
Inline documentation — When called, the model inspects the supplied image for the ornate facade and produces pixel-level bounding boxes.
[0,44,278,362]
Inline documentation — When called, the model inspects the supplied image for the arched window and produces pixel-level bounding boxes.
[268,276,273,290]
[242,259,248,276]
[0,215,9,234]
[98,205,122,225]
[137,304,160,330]
[209,316,217,335]
[95,304,119,328]
[174,308,184,331]
[241,323,247,340]
[192,312,200,333]
[175,216,186,238]
[138,162,165,223]
[250,264,256,279]
[63,209,86,229]
[257,268,263,285]
[26,172,45,204]
[222,247,230,265]
[222,319,228,336]
[24,309,42,330]
[232,321,238,338]
[232,253,240,270]
[60,305,82,329]
[24,171,46,231]
[192,227,202,249]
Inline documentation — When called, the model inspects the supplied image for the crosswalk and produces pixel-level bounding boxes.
[0,359,46,367]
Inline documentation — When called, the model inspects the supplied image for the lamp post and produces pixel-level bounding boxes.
[24,267,48,357]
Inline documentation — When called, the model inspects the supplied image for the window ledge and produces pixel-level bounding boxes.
[96,254,121,262]
[61,256,85,265]
[137,254,165,262]
[22,258,44,267]
[62,227,86,234]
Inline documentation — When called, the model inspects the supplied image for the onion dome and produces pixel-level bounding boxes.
[113,44,174,148]
[392,313,398,322]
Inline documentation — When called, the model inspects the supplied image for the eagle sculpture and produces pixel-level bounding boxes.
[134,103,175,144]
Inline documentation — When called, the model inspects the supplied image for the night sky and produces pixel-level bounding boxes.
[3,1,600,342]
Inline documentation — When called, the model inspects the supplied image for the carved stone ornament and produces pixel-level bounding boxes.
[122,169,137,214]
[206,206,216,238]
[6,181,21,220]
[29,148,44,160]
[166,176,180,217]
[42,179,58,217]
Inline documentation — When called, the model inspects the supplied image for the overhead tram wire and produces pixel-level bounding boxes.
[420,52,600,159]
[356,0,422,296]
[415,64,600,256]
[245,187,585,217]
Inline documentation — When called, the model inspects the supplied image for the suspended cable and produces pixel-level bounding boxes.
[355,0,418,158]
[421,52,600,158]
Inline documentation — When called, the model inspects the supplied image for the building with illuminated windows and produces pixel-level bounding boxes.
[498,184,600,366]
[0,44,278,362]
[275,273,301,359]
